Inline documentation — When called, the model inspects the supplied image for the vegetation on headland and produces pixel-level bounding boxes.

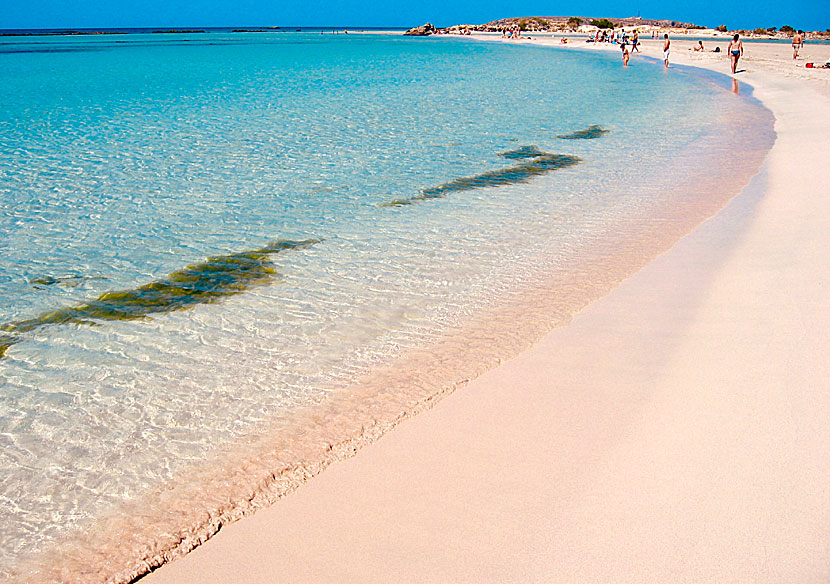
[567,17,582,30]
[590,19,615,30]
[734,26,829,38]
[405,15,830,38]
[462,15,704,32]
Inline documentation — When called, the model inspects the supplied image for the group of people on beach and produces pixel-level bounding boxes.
[599,29,749,75]
[587,28,640,51]
[496,26,817,76]
[664,33,743,74]
[500,26,523,40]
[587,29,642,67]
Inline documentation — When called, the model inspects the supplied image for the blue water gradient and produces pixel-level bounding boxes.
[0,32,773,575]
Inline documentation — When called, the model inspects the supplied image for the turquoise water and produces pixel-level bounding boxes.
[0,32,773,580]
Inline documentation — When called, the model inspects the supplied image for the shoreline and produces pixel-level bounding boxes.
[23,34,830,582]
[138,35,830,582]
[142,34,829,582]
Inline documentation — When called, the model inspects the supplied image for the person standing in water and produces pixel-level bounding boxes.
[663,33,670,68]
[727,33,744,74]
[621,42,630,66]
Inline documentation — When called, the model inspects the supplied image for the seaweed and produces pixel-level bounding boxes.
[0,335,19,359]
[29,275,107,289]
[0,239,320,359]
[498,145,548,160]
[557,125,609,140]
[380,147,580,207]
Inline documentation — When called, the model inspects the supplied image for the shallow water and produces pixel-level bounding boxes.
[0,32,773,580]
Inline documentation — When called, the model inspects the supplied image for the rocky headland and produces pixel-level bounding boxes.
[404,16,830,39]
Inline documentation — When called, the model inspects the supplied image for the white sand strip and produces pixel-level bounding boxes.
[142,38,830,583]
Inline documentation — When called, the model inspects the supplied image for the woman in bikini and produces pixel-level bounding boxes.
[727,34,743,74]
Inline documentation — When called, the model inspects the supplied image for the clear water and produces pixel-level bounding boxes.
[0,32,773,580]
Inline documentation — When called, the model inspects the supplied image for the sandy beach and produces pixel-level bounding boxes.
[141,36,830,582]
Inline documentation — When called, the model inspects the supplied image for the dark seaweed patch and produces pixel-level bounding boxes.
[0,239,319,359]
[380,148,580,207]
[29,275,106,289]
[420,154,580,196]
[498,145,547,160]
[29,276,62,287]
[0,335,19,359]
[557,125,609,140]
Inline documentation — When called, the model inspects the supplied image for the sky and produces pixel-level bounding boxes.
[3,0,829,33]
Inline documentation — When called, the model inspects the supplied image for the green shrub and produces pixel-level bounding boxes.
[591,18,615,29]
[517,17,549,31]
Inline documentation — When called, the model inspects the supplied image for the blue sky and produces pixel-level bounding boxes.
[3,0,829,32]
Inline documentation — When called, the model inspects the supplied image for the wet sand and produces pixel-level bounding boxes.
[141,37,830,582]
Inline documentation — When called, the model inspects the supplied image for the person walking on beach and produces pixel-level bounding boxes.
[632,30,640,52]
[663,34,671,68]
[727,33,744,74]
[792,30,803,59]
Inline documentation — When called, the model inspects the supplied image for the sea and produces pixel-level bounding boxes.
[0,30,774,582]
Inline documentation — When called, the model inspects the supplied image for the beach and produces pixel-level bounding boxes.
[138,36,830,583]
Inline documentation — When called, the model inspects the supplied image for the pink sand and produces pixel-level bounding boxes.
[142,38,830,583]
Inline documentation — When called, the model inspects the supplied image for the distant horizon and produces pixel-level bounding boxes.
[2,18,830,35]
[1,0,828,36]
[1,20,828,35]
[0,25,406,32]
